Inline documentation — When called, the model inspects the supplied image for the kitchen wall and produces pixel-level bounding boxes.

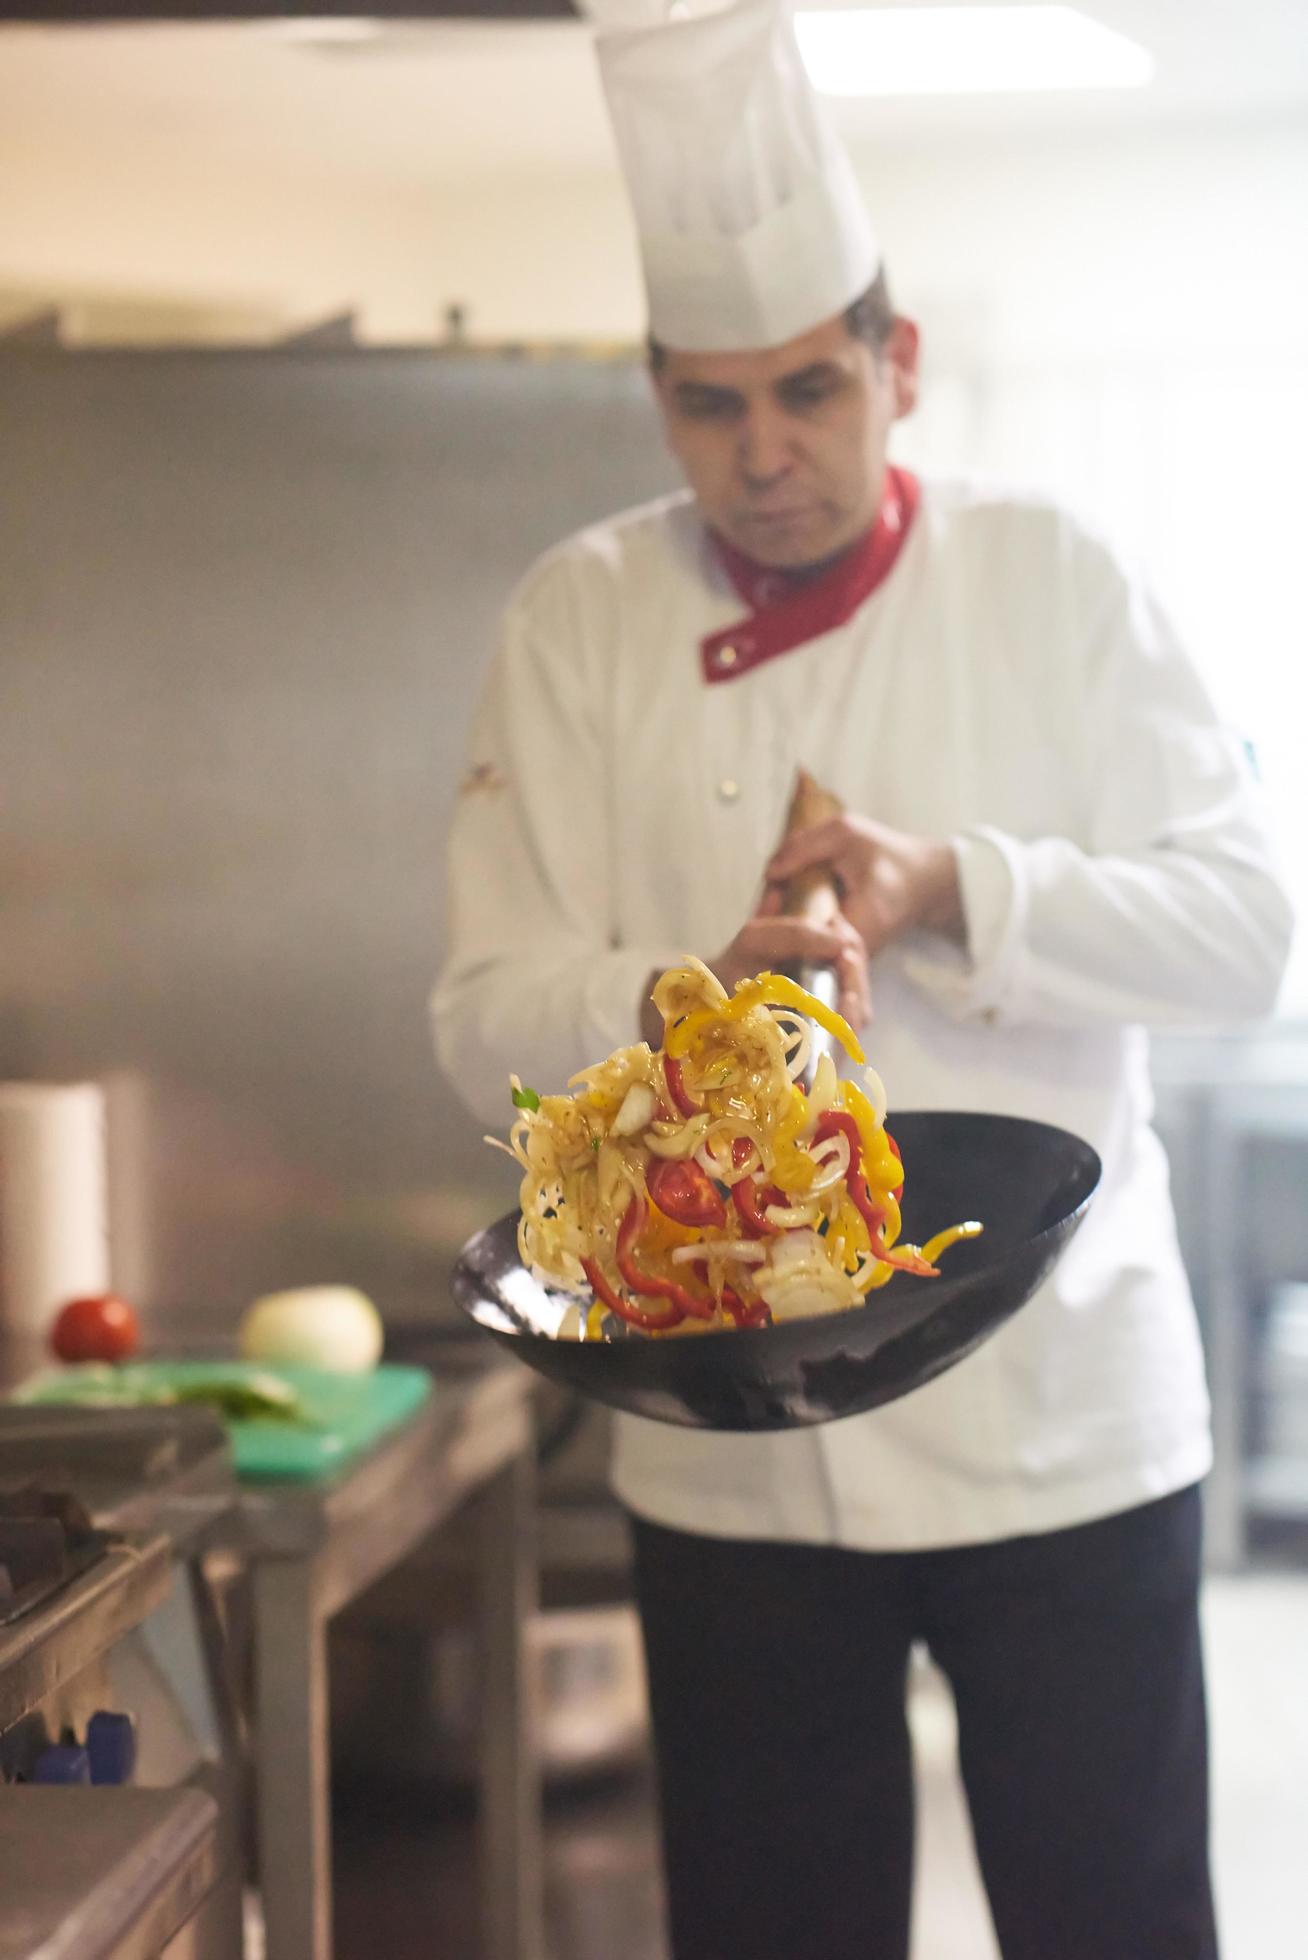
[0,347,678,1327]
[3,85,1306,355]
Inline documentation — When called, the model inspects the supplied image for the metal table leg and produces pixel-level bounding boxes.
[477,1443,543,1960]
[252,1556,332,1960]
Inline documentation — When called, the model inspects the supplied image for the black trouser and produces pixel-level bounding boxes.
[631,1485,1217,1960]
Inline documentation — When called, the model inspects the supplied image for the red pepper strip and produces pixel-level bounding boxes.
[663,1053,700,1118]
[582,1255,684,1331]
[814,1113,938,1277]
[723,1285,771,1328]
[688,1260,771,1330]
[885,1131,904,1203]
[648,1157,727,1230]
[727,1137,783,1240]
[616,1198,715,1320]
[732,1180,783,1238]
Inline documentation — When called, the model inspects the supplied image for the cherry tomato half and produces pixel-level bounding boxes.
[646,1157,727,1231]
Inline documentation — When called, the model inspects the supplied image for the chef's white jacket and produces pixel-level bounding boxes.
[432,477,1293,1550]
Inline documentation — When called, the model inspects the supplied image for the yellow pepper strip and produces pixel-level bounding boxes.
[664,975,864,1065]
[838,1078,883,1163]
[775,1084,811,1144]
[836,1079,905,1194]
[644,1199,703,1249]
[585,1298,606,1340]
[664,1006,728,1059]
[767,1087,813,1181]
[867,1140,904,1194]
[920,1221,984,1265]
[770,1146,816,1196]
[832,1193,870,1260]
[740,974,865,1063]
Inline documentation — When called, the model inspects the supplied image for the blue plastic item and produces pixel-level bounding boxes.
[86,1710,137,1786]
[33,1744,91,1785]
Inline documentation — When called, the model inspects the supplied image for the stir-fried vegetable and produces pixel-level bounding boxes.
[29,1366,307,1424]
[490,958,981,1340]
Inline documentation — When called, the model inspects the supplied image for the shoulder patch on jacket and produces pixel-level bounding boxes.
[459,761,508,798]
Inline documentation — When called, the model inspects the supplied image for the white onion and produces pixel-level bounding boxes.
[612,1081,657,1136]
[757,1233,861,1320]
[862,1066,888,1129]
[805,1130,851,1195]
[772,1010,813,1083]
[762,1199,822,1228]
[670,1240,768,1266]
[239,1286,384,1374]
[850,1252,885,1290]
[694,1128,761,1186]
[805,1051,839,1125]
[765,1230,825,1270]
[763,1279,857,1321]
[647,1112,712,1157]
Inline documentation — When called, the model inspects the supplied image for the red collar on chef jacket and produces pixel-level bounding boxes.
[700,465,921,685]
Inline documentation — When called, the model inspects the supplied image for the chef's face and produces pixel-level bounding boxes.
[652,310,919,570]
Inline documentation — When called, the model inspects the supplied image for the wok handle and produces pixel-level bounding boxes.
[777,767,843,930]
[777,769,845,1092]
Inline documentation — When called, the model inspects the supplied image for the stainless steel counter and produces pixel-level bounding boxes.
[0,1405,237,1558]
[231,1356,542,1960]
[0,1535,171,1741]
[1151,1030,1308,1566]
[0,1350,541,1960]
[0,1784,219,1960]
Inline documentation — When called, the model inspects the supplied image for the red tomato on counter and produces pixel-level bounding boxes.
[50,1294,141,1363]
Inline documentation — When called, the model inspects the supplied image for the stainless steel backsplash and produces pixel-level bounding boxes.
[0,348,676,1333]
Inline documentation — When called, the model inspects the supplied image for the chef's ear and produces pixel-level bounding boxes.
[885,317,920,419]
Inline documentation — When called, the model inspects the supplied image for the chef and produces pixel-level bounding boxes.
[431,3,1292,1955]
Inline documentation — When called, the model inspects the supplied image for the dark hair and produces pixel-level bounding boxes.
[647,265,896,370]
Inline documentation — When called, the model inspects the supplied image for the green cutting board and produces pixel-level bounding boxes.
[13,1360,433,1482]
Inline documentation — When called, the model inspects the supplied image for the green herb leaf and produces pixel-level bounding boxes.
[511,1084,541,1112]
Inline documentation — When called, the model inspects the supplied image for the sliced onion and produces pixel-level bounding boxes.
[862,1066,888,1129]
[670,1240,768,1266]
[805,1131,850,1195]
[612,1081,657,1136]
[764,1229,825,1270]
[805,1051,839,1125]
[647,1112,713,1158]
[763,1278,859,1321]
[695,1126,762,1186]
[757,1235,861,1319]
[763,1199,822,1228]
[771,1010,813,1083]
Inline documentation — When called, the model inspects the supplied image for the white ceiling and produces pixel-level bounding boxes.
[2,4,1306,189]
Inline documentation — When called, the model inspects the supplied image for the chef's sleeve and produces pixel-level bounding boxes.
[908,556,1294,1032]
[430,566,681,1127]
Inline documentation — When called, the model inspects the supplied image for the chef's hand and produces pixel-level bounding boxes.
[765,816,964,960]
[711,892,874,1027]
[639,901,874,1058]
[638,899,872,1051]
